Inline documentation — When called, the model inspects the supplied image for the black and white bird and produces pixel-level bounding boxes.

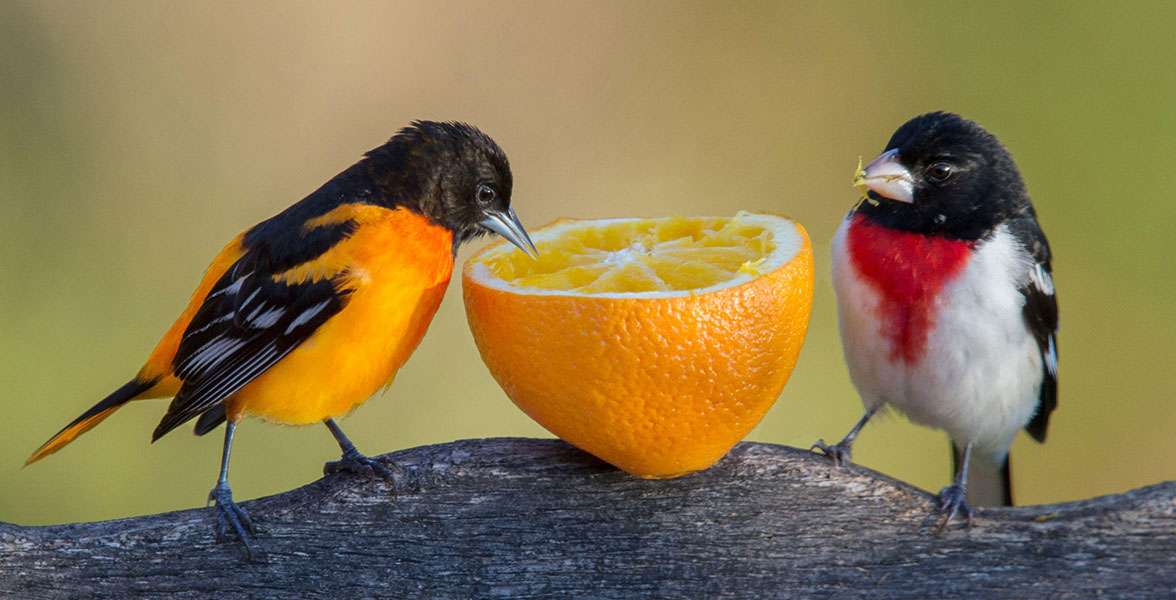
[813,112,1058,530]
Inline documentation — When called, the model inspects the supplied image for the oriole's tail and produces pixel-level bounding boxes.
[25,378,156,466]
[193,406,227,436]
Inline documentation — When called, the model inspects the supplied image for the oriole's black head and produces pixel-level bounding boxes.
[854,111,1033,241]
[365,121,535,255]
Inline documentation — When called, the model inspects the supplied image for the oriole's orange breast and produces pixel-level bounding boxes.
[227,207,454,425]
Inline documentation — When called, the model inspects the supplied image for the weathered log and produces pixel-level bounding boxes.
[2,438,1174,599]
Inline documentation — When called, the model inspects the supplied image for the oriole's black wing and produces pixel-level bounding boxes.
[151,253,350,441]
[151,167,377,441]
[1010,215,1058,443]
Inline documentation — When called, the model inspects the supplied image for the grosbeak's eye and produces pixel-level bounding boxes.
[477,184,496,205]
[927,163,953,182]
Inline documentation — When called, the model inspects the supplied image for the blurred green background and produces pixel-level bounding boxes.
[3,1,1174,526]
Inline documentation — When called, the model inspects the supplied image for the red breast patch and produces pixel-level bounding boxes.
[846,213,974,364]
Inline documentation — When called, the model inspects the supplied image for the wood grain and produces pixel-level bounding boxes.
[3,438,1174,599]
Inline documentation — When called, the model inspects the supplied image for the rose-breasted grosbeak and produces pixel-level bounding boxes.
[813,112,1058,531]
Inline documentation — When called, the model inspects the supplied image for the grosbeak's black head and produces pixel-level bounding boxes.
[367,120,536,256]
[854,111,1032,241]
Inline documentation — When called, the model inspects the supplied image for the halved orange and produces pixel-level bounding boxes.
[462,212,813,478]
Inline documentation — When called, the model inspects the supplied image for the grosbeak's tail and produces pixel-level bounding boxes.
[952,442,1014,507]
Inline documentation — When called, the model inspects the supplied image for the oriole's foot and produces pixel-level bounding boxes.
[935,482,974,534]
[324,447,398,485]
[810,438,855,467]
[208,482,255,560]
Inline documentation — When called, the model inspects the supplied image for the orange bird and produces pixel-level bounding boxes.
[26,121,537,557]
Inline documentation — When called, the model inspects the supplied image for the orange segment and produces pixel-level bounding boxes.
[463,212,814,478]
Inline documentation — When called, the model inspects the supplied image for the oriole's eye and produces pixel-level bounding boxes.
[477,184,496,205]
[927,163,953,182]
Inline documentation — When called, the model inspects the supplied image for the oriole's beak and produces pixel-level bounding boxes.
[480,207,538,259]
[854,148,915,203]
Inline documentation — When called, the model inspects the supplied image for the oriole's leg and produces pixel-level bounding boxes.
[810,406,879,467]
[936,442,975,534]
[322,418,396,484]
[207,421,255,559]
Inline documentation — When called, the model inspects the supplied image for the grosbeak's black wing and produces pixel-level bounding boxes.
[1009,214,1058,442]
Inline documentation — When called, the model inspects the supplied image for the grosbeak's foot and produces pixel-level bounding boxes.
[810,439,854,467]
[324,448,400,493]
[935,483,974,534]
[207,482,256,560]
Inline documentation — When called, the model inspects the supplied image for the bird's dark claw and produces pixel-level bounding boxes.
[935,482,974,534]
[810,438,854,467]
[324,448,400,494]
[208,482,256,560]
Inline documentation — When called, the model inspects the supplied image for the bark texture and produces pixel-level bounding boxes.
[2,438,1174,599]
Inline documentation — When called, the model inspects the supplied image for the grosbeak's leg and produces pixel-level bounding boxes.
[936,442,975,534]
[811,406,879,467]
[207,421,256,560]
[322,418,399,490]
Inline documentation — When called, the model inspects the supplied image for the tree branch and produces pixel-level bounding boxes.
[3,438,1174,599]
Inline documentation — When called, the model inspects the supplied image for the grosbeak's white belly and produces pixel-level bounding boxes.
[831,213,1043,464]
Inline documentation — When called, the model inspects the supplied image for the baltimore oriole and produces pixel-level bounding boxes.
[26,121,537,557]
